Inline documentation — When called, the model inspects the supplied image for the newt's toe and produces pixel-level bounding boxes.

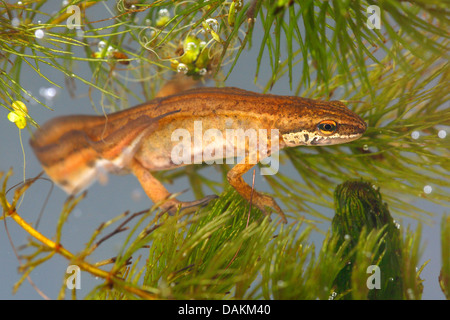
[162,194,219,215]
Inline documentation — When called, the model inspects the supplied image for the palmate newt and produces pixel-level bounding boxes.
[30,87,367,223]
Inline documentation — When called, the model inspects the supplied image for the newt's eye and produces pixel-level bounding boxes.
[317,120,337,135]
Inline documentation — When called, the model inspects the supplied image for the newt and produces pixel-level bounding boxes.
[30,87,367,223]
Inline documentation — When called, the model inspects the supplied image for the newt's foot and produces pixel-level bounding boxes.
[226,162,288,224]
[251,193,288,224]
[161,194,219,215]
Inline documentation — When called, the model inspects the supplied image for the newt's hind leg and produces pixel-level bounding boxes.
[226,160,287,223]
[130,159,217,214]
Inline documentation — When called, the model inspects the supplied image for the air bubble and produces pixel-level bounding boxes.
[39,87,57,100]
[186,42,197,51]
[363,144,369,151]
[46,87,57,99]
[156,9,170,27]
[423,185,432,194]
[205,18,219,33]
[158,8,170,17]
[277,280,286,287]
[438,129,446,139]
[177,63,189,74]
[199,68,207,76]
[411,131,420,139]
[12,17,20,28]
[35,29,45,39]
[98,41,106,50]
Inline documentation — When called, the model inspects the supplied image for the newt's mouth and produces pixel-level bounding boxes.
[282,125,366,147]
[308,132,365,146]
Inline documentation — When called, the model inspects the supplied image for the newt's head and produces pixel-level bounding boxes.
[281,100,367,147]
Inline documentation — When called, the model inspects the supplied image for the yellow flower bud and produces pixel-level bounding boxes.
[8,101,28,129]
[12,100,28,116]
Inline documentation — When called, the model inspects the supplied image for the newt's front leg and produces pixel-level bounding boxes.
[130,159,217,214]
[227,158,288,223]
